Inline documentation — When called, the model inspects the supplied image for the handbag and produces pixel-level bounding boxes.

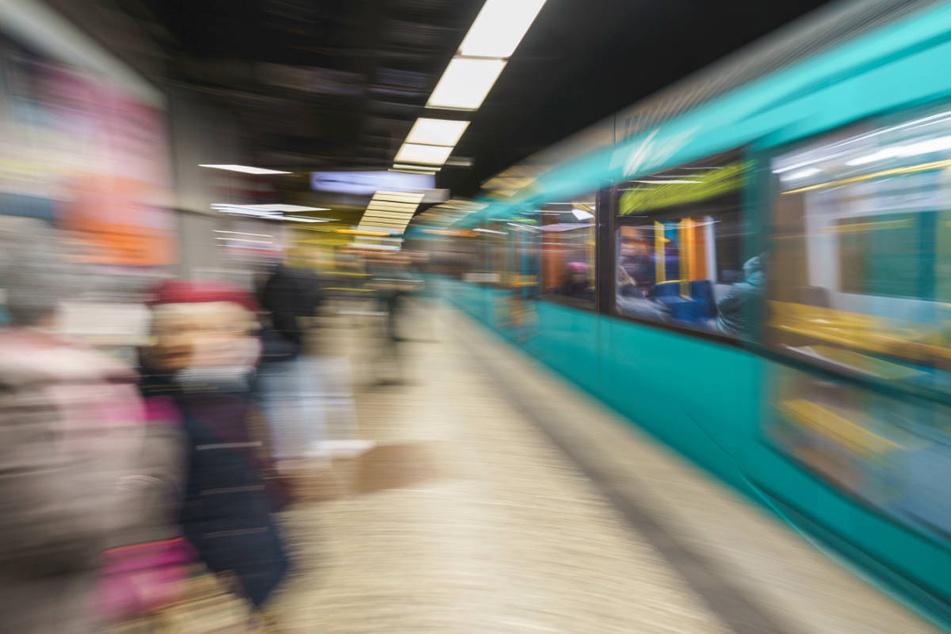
[97,537,195,621]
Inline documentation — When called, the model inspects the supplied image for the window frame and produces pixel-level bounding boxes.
[537,192,601,311]
[760,99,951,395]
[607,148,751,346]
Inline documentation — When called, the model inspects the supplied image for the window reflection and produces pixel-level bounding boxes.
[541,197,597,305]
[765,105,951,542]
[768,105,951,389]
[615,153,753,335]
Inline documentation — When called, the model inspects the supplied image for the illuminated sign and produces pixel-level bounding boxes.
[310,171,434,195]
[619,160,748,215]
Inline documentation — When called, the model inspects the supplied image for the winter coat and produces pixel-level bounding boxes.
[138,365,290,609]
[260,264,322,356]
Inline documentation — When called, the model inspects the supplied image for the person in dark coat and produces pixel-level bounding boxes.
[140,280,290,620]
[257,262,326,460]
[260,263,322,357]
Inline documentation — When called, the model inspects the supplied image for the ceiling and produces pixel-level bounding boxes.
[123,0,835,198]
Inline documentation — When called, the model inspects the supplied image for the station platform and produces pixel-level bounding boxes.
[188,301,939,633]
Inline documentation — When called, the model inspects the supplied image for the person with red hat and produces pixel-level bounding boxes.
[138,279,291,629]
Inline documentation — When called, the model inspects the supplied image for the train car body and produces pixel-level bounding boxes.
[423,1,951,627]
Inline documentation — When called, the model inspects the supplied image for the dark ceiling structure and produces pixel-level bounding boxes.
[121,0,834,197]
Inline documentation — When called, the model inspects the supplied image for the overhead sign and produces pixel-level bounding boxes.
[310,171,435,195]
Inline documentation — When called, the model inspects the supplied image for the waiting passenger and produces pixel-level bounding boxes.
[716,254,765,337]
[258,260,325,462]
[140,281,290,628]
[558,261,595,301]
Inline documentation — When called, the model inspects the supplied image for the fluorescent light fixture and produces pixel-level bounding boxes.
[632,179,701,184]
[373,191,425,203]
[199,164,291,175]
[364,211,413,220]
[394,143,454,166]
[283,216,330,223]
[214,230,273,238]
[427,57,506,111]
[390,167,438,175]
[445,156,474,167]
[347,243,401,250]
[780,167,821,182]
[211,203,330,216]
[212,204,280,218]
[216,237,273,244]
[368,199,418,207]
[392,165,442,172]
[406,118,470,146]
[776,112,951,173]
[365,210,411,216]
[366,205,416,216]
[902,134,951,156]
[459,0,547,58]
[571,208,594,220]
[358,221,405,228]
[366,206,416,214]
[847,149,896,167]
[243,204,329,212]
[848,134,951,166]
[364,214,411,221]
[364,219,409,226]
[360,191,422,231]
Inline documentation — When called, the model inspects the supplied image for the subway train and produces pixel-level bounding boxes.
[417,0,951,626]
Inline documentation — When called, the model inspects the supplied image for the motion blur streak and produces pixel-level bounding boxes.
[2,0,950,633]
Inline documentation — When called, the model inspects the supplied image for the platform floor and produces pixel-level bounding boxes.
[266,302,937,633]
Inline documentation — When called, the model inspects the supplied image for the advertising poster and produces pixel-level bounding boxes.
[0,33,174,269]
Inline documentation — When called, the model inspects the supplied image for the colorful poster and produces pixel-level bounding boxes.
[0,33,174,268]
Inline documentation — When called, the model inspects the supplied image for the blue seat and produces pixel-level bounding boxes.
[651,281,680,299]
[689,280,717,319]
[656,295,703,323]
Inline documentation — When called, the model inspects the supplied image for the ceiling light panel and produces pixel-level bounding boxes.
[244,204,329,212]
[367,199,415,206]
[372,191,425,203]
[367,203,418,214]
[199,164,291,175]
[406,118,470,146]
[366,209,413,217]
[283,216,330,223]
[458,0,548,59]
[426,58,506,111]
[391,166,439,174]
[364,213,412,220]
[394,143,454,166]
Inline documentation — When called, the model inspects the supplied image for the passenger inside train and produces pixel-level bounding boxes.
[613,155,752,335]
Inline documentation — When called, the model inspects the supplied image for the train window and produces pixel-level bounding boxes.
[540,195,597,306]
[765,105,951,542]
[767,104,951,391]
[614,151,754,336]
[461,223,501,285]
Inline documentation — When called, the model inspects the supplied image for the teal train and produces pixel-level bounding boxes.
[416,0,951,627]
